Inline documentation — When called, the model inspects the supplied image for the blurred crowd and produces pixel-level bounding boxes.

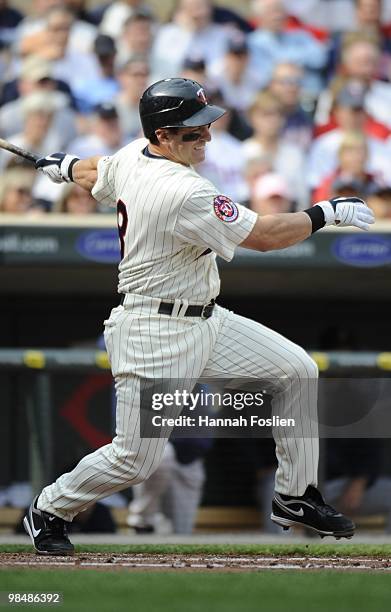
[2,0,391,217]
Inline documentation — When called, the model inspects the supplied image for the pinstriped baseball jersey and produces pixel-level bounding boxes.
[92,138,257,303]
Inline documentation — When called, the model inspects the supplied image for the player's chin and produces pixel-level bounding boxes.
[193,148,206,163]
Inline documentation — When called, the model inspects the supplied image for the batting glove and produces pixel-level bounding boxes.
[35,152,80,184]
[315,196,375,231]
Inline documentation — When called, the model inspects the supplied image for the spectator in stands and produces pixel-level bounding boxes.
[207,36,266,113]
[0,55,77,142]
[249,172,294,215]
[99,0,153,39]
[242,154,274,206]
[68,102,125,158]
[248,0,328,96]
[197,92,248,201]
[0,0,24,49]
[73,34,120,113]
[181,56,208,86]
[151,0,233,81]
[15,0,60,39]
[327,0,391,82]
[314,79,391,140]
[0,52,74,108]
[114,57,149,140]
[116,11,154,67]
[308,83,390,190]
[324,436,391,534]
[18,6,100,92]
[311,130,384,202]
[53,182,99,214]
[0,167,41,215]
[18,1,97,57]
[0,91,71,171]
[315,35,391,128]
[268,62,314,150]
[243,91,309,208]
[367,186,391,218]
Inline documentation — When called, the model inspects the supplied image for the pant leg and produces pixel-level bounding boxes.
[38,305,219,521]
[202,306,319,496]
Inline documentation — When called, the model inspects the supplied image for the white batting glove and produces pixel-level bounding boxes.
[35,152,80,183]
[315,196,375,231]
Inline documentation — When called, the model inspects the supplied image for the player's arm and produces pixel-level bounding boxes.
[241,198,375,252]
[72,157,101,191]
[242,211,311,251]
[34,152,102,192]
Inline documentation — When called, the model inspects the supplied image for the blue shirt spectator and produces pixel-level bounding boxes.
[248,0,328,96]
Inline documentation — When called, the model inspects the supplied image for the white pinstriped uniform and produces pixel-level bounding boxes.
[37,138,319,522]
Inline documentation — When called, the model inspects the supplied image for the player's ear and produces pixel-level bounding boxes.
[154,128,170,145]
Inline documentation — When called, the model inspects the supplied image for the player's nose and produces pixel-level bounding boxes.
[201,125,211,141]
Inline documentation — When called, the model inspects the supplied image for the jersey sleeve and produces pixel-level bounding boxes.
[174,180,258,261]
[91,155,118,207]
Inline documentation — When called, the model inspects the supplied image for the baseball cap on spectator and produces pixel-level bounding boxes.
[335,85,366,109]
[183,56,206,71]
[21,91,60,116]
[253,173,290,199]
[20,55,53,82]
[94,34,116,57]
[95,102,118,119]
[332,176,381,196]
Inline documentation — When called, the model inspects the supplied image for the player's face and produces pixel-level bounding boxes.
[165,125,212,165]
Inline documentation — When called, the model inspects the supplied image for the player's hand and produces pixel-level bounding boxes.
[315,196,375,231]
[35,152,80,184]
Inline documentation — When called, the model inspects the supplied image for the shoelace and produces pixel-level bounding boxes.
[306,490,340,516]
[42,513,68,538]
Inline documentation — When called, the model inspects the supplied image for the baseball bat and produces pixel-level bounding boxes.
[0,138,39,164]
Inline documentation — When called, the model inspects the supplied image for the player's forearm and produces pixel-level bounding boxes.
[72,156,101,192]
[241,212,312,252]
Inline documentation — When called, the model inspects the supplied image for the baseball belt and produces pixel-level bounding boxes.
[120,295,215,319]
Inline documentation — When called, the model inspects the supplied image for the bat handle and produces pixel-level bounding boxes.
[25,151,39,164]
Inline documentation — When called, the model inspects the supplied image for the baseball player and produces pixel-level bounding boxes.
[23,78,374,555]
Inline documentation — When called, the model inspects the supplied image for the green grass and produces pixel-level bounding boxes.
[1,543,391,557]
[0,570,389,612]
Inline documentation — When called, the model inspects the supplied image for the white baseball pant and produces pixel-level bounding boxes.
[38,297,319,521]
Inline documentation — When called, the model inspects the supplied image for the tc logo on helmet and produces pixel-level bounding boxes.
[197,88,208,105]
[213,195,239,222]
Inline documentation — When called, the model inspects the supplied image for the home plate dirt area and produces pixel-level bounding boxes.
[1,552,391,572]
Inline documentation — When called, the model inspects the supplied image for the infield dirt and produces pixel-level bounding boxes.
[1,552,391,572]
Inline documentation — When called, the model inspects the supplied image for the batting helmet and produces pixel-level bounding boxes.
[139,78,226,139]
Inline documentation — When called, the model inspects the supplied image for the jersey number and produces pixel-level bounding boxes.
[117,199,128,259]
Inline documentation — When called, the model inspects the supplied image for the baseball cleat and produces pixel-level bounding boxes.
[23,496,74,555]
[270,485,355,539]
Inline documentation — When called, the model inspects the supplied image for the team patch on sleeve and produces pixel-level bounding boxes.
[213,195,239,223]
